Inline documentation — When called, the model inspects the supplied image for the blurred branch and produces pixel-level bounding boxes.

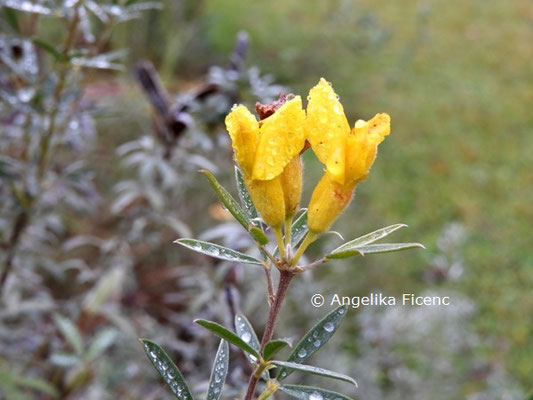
[0,2,83,293]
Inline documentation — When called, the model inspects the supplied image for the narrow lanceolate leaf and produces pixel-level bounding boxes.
[274,210,308,257]
[234,314,261,364]
[277,306,348,380]
[33,39,61,60]
[235,166,259,220]
[3,7,20,33]
[54,314,84,356]
[330,224,407,254]
[271,361,357,387]
[140,339,194,400]
[175,239,263,265]
[195,319,261,360]
[263,339,291,360]
[249,226,269,245]
[328,242,425,259]
[291,210,308,248]
[203,169,268,244]
[207,340,229,400]
[201,169,250,230]
[279,385,354,400]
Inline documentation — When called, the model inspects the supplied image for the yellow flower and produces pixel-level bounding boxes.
[306,78,391,233]
[225,96,306,227]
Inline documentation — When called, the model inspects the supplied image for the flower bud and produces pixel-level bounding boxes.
[308,173,356,233]
[244,175,286,228]
[279,155,303,218]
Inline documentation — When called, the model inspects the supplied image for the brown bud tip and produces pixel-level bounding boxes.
[300,140,311,155]
[255,93,290,120]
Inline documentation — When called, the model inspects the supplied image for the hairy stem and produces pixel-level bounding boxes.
[263,265,275,307]
[244,270,294,400]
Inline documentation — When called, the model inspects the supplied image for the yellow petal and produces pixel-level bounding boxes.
[225,105,260,177]
[308,173,355,233]
[368,113,391,141]
[325,143,346,184]
[245,176,285,228]
[306,78,350,183]
[345,114,390,184]
[252,96,306,180]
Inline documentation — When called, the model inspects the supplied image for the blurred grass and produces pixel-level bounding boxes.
[98,0,532,386]
[198,0,533,384]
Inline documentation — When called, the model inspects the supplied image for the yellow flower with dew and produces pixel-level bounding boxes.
[225,95,306,254]
[306,78,391,234]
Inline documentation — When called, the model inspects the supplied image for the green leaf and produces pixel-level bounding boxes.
[3,7,19,33]
[86,329,117,361]
[202,169,267,243]
[279,385,353,400]
[50,352,80,367]
[234,166,259,220]
[234,314,261,364]
[195,319,261,360]
[291,210,308,248]
[330,224,407,252]
[13,376,59,397]
[328,242,425,259]
[207,340,228,400]
[140,339,194,400]
[271,361,357,387]
[277,306,348,380]
[249,226,269,245]
[201,169,251,230]
[175,239,263,265]
[274,210,308,257]
[33,39,61,61]
[263,339,291,360]
[54,314,84,356]
[328,224,424,258]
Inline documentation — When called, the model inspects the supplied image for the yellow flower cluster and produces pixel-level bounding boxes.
[225,78,390,234]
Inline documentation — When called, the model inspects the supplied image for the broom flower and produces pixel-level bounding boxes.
[306,78,391,233]
[225,95,306,231]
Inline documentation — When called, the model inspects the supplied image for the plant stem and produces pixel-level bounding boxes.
[263,264,275,307]
[0,4,81,293]
[284,215,293,247]
[37,3,81,179]
[290,231,316,266]
[273,227,285,260]
[244,270,294,400]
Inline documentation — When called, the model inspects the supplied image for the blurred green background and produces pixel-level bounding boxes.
[111,0,532,386]
[2,0,532,397]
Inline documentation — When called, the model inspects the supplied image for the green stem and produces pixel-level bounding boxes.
[257,381,279,400]
[290,231,316,266]
[284,215,293,247]
[37,2,81,179]
[273,226,285,260]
